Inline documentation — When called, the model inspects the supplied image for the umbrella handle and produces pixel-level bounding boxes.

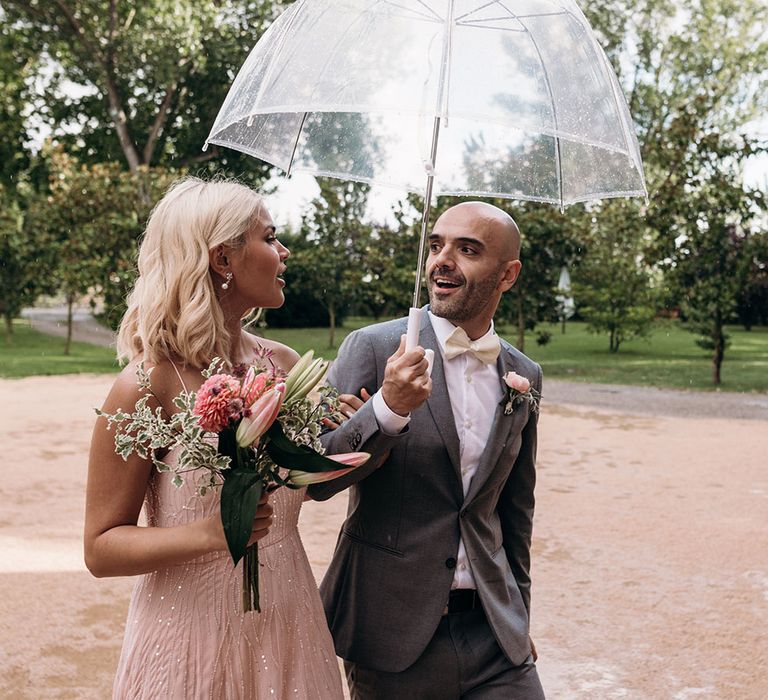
[406,308,434,376]
[405,307,420,352]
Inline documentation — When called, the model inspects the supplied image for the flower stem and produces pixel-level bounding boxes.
[242,542,260,613]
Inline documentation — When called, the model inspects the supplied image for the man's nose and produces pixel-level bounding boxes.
[431,246,455,269]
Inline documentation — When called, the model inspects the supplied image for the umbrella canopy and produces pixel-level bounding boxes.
[205,0,646,208]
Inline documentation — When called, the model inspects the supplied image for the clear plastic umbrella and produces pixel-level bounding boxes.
[205,0,646,346]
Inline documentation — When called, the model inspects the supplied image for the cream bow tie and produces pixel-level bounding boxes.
[444,327,500,364]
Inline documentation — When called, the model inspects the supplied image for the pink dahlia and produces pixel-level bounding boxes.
[193,374,245,432]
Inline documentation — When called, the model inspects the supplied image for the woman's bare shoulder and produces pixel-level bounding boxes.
[243,332,301,372]
[101,359,194,413]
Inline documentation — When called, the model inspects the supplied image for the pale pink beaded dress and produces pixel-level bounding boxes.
[112,450,344,700]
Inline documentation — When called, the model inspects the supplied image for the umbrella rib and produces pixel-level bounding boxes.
[285,112,308,177]
[377,0,442,22]
[457,10,568,26]
[454,0,502,22]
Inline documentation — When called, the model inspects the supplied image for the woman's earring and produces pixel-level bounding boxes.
[221,272,233,290]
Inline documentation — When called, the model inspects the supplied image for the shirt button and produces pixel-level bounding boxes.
[459,563,467,571]
[465,420,472,429]
[445,557,457,569]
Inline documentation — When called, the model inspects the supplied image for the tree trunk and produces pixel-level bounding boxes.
[609,329,619,353]
[712,326,724,385]
[3,314,12,344]
[516,292,525,352]
[328,305,336,349]
[561,315,566,334]
[64,293,75,356]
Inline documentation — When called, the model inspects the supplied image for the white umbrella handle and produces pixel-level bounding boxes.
[406,307,434,376]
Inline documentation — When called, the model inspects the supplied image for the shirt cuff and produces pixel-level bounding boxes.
[372,389,410,435]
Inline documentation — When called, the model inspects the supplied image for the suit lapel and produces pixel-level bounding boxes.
[464,342,524,504]
[419,309,463,482]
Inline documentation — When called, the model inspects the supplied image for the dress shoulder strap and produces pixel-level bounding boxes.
[168,360,189,393]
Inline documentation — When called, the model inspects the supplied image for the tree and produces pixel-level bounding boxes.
[584,0,768,256]
[575,202,658,352]
[1,0,282,178]
[268,179,372,347]
[735,230,768,330]
[580,0,768,374]
[362,201,421,320]
[0,187,57,341]
[498,203,585,351]
[25,148,176,352]
[670,141,764,384]
[0,7,36,192]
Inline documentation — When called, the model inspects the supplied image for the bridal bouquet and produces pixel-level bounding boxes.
[97,348,369,612]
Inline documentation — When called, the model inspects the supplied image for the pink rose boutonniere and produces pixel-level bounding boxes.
[503,371,540,415]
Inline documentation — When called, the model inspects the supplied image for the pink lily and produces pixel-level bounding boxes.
[236,383,286,447]
[288,452,370,486]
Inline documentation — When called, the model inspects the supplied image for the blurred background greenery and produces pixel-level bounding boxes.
[1,0,766,388]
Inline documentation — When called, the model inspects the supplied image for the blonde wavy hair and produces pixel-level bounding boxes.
[117,177,265,367]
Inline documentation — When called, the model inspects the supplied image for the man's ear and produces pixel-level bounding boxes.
[498,260,522,292]
[209,244,230,277]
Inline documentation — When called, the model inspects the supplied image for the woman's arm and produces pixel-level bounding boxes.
[83,363,272,578]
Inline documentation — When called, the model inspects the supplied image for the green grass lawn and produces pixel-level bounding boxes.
[495,320,768,393]
[0,320,119,378]
[262,318,768,394]
[3,317,766,393]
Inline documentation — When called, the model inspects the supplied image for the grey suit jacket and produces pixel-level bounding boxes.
[311,307,542,673]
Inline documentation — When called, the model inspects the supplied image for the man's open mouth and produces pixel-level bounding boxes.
[432,276,463,290]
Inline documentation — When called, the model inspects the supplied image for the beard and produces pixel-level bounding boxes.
[427,264,504,322]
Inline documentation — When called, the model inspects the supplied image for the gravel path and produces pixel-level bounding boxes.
[23,306,768,421]
[2,375,765,699]
[544,379,768,421]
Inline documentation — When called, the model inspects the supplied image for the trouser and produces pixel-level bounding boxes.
[344,605,545,699]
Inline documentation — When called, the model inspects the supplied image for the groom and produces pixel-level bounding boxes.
[313,202,545,699]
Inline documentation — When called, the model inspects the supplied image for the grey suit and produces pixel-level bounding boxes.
[312,307,541,679]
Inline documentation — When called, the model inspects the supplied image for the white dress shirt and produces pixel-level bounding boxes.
[371,312,503,590]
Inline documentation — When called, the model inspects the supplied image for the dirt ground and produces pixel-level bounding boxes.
[0,374,766,699]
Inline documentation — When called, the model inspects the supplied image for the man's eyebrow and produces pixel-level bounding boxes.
[457,236,485,249]
[428,233,484,249]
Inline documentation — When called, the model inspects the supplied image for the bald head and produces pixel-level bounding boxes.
[434,202,521,261]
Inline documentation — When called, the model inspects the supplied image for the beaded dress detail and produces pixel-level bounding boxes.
[113,453,344,699]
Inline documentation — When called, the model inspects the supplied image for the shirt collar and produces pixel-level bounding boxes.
[427,310,496,357]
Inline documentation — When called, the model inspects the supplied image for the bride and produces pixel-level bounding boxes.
[84,177,344,699]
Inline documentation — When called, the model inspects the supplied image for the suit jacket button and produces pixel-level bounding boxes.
[445,557,457,569]
[460,510,467,519]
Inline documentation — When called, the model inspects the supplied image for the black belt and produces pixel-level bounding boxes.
[444,589,481,615]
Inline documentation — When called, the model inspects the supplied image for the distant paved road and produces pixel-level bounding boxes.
[22,306,115,348]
